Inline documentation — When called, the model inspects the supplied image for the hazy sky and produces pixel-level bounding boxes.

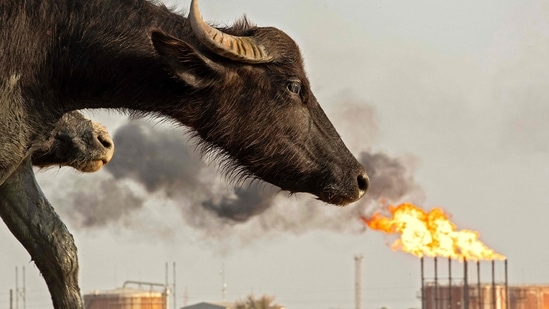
[2,1,549,308]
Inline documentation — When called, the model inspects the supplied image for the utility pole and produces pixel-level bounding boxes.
[164,262,177,309]
[15,266,26,309]
[220,264,227,302]
[173,262,176,309]
[15,267,18,309]
[354,255,363,309]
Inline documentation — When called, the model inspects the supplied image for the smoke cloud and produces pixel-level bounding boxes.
[65,180,144,228]
[106,122,206,193]
[53,100,424,244]
[359,151,421,202]
[201,183,277,223]
[100,121,281,232]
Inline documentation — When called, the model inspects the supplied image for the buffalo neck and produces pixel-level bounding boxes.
[35,0,202,123]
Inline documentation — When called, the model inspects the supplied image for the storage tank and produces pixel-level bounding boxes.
[84,287,167,309]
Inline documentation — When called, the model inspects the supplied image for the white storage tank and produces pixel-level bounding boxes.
[84,287,167,309]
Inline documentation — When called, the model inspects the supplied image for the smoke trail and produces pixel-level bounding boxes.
[55,100,423,244]
[329,98,424,212]
[106,122,205,193]
[328,97,379,155]
[201,182,277,223]
[100,121,279,229]
[354,150,425,220]
[64,180,144,228]
[359,150,421,202]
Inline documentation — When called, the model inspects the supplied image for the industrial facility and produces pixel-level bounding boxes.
[84,288,167,309]
[423,284,549,309]
[9,258,549,309]
[419,258,549,309]
[83,281,169,309]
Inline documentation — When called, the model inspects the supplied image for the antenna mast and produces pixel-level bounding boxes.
[354,255,363,309]
[220,264,227,302]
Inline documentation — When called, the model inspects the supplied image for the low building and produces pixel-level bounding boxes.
[181,302,235,309]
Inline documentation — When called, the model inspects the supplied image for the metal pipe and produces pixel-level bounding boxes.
[165,263,169,309]
[449,257,452,309]
[435,257,439,309]
[505,259,509,309]
[123,280,168,290]
[421,257,425,309]
[15,267,18,309]
[165,262,168,290]
[22,267,26,309]
[492,260,496,309]
[354,255,363,309]
[477,261,482,309]
[173,262,177,309]
[464,259,469,309]
[221,263,227,303]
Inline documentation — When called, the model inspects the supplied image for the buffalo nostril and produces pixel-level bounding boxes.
[97,134,113,149]
[357,173,369,193]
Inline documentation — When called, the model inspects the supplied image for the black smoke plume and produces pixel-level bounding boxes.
[57,101,423,242]
[359,151,420,202]
[101,122,279,229]
[201,183,277,222]
[106,122,205,193]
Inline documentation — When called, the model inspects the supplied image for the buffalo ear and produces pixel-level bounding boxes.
[151,30,222,89]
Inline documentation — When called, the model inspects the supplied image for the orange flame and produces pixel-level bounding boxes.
[361,203,504,261]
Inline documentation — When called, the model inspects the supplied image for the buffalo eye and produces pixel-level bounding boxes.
[287,81,301,95]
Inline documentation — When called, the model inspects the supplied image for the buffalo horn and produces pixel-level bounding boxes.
[189,0,273,63]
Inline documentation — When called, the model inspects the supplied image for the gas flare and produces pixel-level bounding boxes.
[361,203,504,261]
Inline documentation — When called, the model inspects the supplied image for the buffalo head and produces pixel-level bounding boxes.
[150,0,368,205]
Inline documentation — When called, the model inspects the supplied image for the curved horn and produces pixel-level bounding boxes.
[189,0,273,64]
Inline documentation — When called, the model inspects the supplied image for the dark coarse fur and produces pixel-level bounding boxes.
[0,1,369,308]
[1,0,367,204]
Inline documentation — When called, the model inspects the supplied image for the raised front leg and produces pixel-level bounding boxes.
[0,159,83,309]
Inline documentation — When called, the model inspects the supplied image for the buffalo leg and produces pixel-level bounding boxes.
[0,159,83,309]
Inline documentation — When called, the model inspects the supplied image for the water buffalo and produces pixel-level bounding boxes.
[0,0,369,205]
[1,0,370,308]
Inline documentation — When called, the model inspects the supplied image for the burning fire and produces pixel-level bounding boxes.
[361,203,504,261]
